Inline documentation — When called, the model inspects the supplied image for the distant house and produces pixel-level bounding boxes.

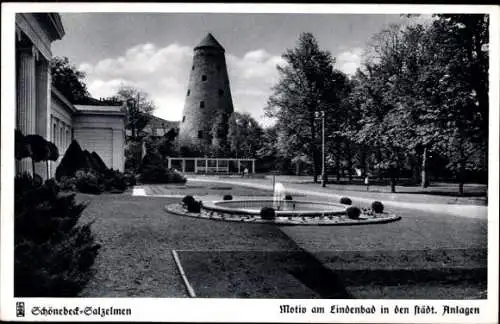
[126,115,179,140]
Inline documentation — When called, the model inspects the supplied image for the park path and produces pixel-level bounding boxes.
[178,176,488,219]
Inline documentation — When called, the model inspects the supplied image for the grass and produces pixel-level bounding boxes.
[76,184,487,298]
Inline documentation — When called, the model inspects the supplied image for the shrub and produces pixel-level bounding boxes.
[371,201,384,213]
[140,152,187,184]
[74,170,103,194]
[285,194,293,200]
[260,207,276,220]
[182,195,196,208]
[123,172,137,186]
[56,140,109,180]
[340,197,352,205]
[187,200,202,213]
[14,173,101,296]
[58,176,76,191]
[346,206,361,219]
[223,194,233,201]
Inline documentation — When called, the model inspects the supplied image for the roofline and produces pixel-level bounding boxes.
[47,13,65,40]
[73,110,126,117]
[51,87,76,113]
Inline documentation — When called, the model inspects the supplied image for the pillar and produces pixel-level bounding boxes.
[237,160,241,174]
[181,159,186,173]
[205,158,208,173]
[168,158,171,169]
[34,57,50,178]
[194,158,198,173]
[252,160,255,174]
[17,46,37,175]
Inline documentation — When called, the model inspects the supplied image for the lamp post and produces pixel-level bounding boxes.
[315,110,326,187]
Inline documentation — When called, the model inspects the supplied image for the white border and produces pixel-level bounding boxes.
[1,3,499,323]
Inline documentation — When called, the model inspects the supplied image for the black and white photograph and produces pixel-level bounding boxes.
[1,3,498,323]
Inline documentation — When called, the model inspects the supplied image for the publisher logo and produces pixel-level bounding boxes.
[16,302,25,317]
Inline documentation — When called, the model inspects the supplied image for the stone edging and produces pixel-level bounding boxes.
[164,204,401,226]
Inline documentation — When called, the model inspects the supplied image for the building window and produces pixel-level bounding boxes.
[182,116,186,122]
[202,75,207,81]
[200,101,205,108]
[218,89,224,96]
[192,65,195,71]
[187,89,190,96]
[198,130,203,139]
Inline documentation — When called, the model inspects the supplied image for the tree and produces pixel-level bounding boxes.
[50,56,90,103]
[227,112,263,158]
[112,86,156,141]
[266,33,341,183]
[210,112,231,157]
[427,14,489,194]
[15,174,100,296]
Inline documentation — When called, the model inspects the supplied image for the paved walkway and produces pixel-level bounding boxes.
[181,177,488,219]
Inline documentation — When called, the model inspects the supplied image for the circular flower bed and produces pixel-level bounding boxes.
[165,202,401,226]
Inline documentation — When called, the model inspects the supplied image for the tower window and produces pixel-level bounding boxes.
[200,101,205,108]
[218,89,224,96]
[192,65,195,71]
[182,116,186,122]
[202,75,207,81]
[198,131,203,139]
[187,89,190,96]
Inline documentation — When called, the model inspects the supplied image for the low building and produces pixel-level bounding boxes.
[15,13,126,178]
[126,114,179,140]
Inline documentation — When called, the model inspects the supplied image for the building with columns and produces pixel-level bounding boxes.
[16,13,126,178]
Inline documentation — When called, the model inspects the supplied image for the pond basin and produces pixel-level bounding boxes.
[203,199,347,217]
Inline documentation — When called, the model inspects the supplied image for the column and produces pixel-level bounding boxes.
[194,158,198,173]
[17,46,37,175]
[113,129,123,171]
[252,160,255,174]
[181,159,186,173]
[167,158,171,169]
[237,160,241,174]
[216,159,219,172]
[35,57,50,178]
[205,159,208,173]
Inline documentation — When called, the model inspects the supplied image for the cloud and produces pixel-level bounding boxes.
[79,43,284,125]
[336,47,364,76]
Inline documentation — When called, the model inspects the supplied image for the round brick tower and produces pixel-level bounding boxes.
[178,33,234,148]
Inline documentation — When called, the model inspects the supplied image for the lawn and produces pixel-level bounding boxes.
[76,187,487,299]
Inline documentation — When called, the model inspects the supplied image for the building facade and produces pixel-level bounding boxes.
[15,13,126,178]
[178,33,234,148]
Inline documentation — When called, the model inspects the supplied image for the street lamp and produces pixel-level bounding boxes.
[315,110,326,187]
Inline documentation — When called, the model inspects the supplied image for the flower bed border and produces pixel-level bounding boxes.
[164,203,401,226]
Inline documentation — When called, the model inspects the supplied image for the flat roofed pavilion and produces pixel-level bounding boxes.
[167,157,255,174]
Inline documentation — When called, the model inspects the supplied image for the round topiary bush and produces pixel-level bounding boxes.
[346,206,361,219]
[182,195,195,208]
[285,194,293,200]
[340,197,352,205]
[223,194,233,201]
[260,207,276,220]
[187,200,202,213]
[372,201,384,213]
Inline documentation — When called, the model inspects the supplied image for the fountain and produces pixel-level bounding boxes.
[165,178,401,225]
[273,182,286,210]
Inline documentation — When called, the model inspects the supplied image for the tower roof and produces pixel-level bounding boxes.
[194,33,225,52]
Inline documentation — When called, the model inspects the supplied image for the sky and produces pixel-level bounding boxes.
[52,13,419,125]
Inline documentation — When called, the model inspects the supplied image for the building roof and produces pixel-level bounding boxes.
[74,104,126,116]
[194,33,225,52]
[147,115,179,130]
